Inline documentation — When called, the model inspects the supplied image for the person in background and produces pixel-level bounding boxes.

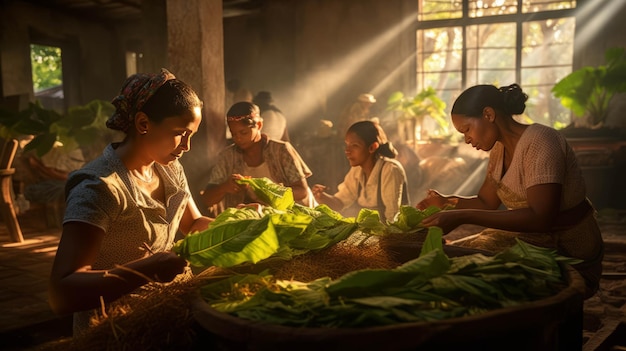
[337,93,377,138]
[416,83,604,298]
[201,101,314,212]
[48,69,213,335]
[225,79,253,141]
[253,91,289,142]
[312,120,409,222]
[225,78,253,107]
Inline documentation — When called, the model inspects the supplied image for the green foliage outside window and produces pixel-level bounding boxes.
[30,44,63,92]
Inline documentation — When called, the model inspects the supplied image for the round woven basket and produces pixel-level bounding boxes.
[192,245,585,351]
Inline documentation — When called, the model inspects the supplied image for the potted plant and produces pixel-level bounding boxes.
[551,47,626,209]
[0,99,120,161]
[386,87,449,147]
[552,46,626,136]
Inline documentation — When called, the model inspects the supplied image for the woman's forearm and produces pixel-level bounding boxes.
[454,207,554,232]
[454,196,484,209]
[50,261,155,314]
[201,184,228,207]
[318,193,344,211]
[290,183,309,201]
[49,252,186,315]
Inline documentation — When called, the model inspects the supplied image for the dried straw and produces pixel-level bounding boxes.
[39,267,223,351]
[38,232,419,350]
[274,233,401,281]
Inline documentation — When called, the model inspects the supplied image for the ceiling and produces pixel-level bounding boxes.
[23,0,263,22]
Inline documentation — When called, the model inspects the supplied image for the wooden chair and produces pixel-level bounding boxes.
[0,138,24,243]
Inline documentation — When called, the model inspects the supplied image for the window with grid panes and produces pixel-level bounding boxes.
[416,0,576,128]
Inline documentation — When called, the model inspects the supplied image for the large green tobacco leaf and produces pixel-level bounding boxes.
[175,178,441,270]
[287,220,357,250]
[355,208,387,235]
[236,177,294,210]
[173,201,357,268]
[419,226,444,257]
[388,205,441,233]
[173,211,310,268]
[173,216,275,267]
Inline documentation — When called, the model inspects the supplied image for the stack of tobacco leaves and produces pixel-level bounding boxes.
[199,233,580,328]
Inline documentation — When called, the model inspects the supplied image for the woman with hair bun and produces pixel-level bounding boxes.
[312,120,410,222]
[416,83,604,298]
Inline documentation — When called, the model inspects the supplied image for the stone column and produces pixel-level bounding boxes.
[165,0,225,205]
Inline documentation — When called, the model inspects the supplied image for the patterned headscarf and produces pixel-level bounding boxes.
[107,68,176,133]
[226,111,260,123]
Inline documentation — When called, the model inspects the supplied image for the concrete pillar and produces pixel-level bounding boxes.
[165,0,225,207]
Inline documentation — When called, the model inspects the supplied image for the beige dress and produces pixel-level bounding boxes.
[64,143,191,335]
[456,124,604,295]
[334,157,408,221]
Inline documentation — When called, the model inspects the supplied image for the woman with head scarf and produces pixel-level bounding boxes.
[48,69,213,335]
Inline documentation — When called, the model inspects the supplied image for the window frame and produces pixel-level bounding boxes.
[414,1,577,126]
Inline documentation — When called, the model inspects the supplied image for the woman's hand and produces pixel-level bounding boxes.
[420,210,462,234]
[416,189,457,210]
[311,184,327,201]
[224,174,247,194]
[141,251,188,282]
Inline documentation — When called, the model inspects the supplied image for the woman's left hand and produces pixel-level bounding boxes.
[420,210,462,234]
[311,184,327,200]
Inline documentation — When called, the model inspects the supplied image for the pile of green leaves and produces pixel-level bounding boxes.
[200,231,579,327]
[173,204,356,268]
[173,178,439,269]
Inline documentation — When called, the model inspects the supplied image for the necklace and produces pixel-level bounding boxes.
[132,166,154,183]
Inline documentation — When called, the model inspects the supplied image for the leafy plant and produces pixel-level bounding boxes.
[552,47,626,128]
[0,99,119,159]
[386,87,448,142]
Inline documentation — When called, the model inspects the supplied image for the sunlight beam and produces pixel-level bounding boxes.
[574,0,626,53]
[285,12,417,127]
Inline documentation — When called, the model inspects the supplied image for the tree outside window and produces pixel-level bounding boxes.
[30,44,64,111]
[416,0,576,129]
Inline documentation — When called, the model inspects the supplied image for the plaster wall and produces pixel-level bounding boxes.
[223,0,415,137]
[0,1,137,110]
